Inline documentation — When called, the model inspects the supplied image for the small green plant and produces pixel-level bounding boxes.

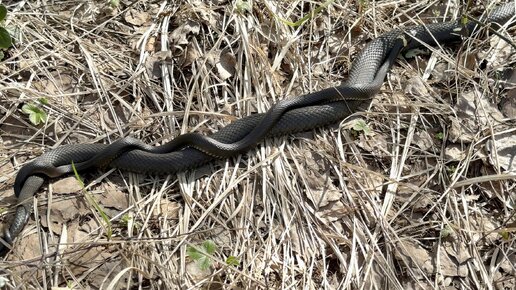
[435,132,444,140]
[499,229,510,240]
[460,1,472,26]
[0,4,13,59]
[235,0,251,14]
[226,255,240,267]
[120,214,132,227]
[358,0,369,11]
[108,0,120,7]
[72,162,113,239]
[273,0,334,27]
[120,213,141,231]
[446,165,456,174]
[440,225,453,238]
[187,240,217,270]
[352,119,372,136]
[21,102,48,126]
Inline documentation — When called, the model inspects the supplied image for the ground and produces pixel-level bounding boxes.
[0,0,515,289]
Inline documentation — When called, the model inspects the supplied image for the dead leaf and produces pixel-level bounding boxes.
[145,36,157,52]
[449,90,505,143]
[498,251,516,275]
[32,73,76,96]
[66,245,122,288]
[52,177,83,194]
[443,242,471,264]
[463,52,477,70]
[79,217,104,237]
[413,130,434,151]
[40,196,89,234]
[186,261,212,281]
[486,131,516,173]
[468,210,500,244]
[328,31,348,55]
[395,239,470,278]
[124,9,150,26]
[430,62,451,83]
[405,76,430,98]
[13,232,44,260]
[356,133,390,158]
[216,51,237,80]
[0,160,14,184]
[0,187,15,205]
[145,51,173,79]
[98,183,128,211]
[307,187,342,209]
[397,178,436,212]
[153,199,181,218]
[179,40,201,67]
[395,239,434,274]
[206,50,237,80]
[0,116,33,145]
[316,200,354,222]
[478,166,514,207]
[439,242,470,277]
[500,91,516,119]
[169,20,200,45]
[444,144,466,161]
[187,0,219,26]
[65,220,91,244]
[297,150,343,208]
[486,35,514,70]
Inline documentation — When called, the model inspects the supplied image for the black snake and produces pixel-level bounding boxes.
[1,3,515,253]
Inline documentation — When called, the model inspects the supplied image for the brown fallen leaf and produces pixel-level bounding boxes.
[6,232,45,280]
[395,239,470,278]
[395,239,434,275]
[206,49,237,80]
[500,90,516,119]
[444,144,466,161]
[439,241,470,277]
[153,199,181,219]
[98,183,128,211]
[356,132,390,159]
[186,261,212,281]
[169,20,200,45]
[124,8,150,26]
[52,176,83,194]
[412,130,434,151]
[40,196,89,235]
[485,35,514,70]
[486,131,516,173]
[216,51,237,80]
[0,160,14,184]
[66,245,123,288]
[449,91,505,143]
[179,40,202,68]
[145,51,173,79]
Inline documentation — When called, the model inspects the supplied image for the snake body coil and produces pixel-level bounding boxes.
[2,3,515,252]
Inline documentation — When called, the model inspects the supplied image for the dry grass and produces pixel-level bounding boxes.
[0,0,515,289]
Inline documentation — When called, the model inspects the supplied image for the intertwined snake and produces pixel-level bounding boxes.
[1,3,514,253]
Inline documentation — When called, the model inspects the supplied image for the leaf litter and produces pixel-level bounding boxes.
[0,1,514,289]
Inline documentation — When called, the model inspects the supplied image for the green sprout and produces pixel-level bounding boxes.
[21,103,48,126]
[187,240,217,270]
[0,4,13,59]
